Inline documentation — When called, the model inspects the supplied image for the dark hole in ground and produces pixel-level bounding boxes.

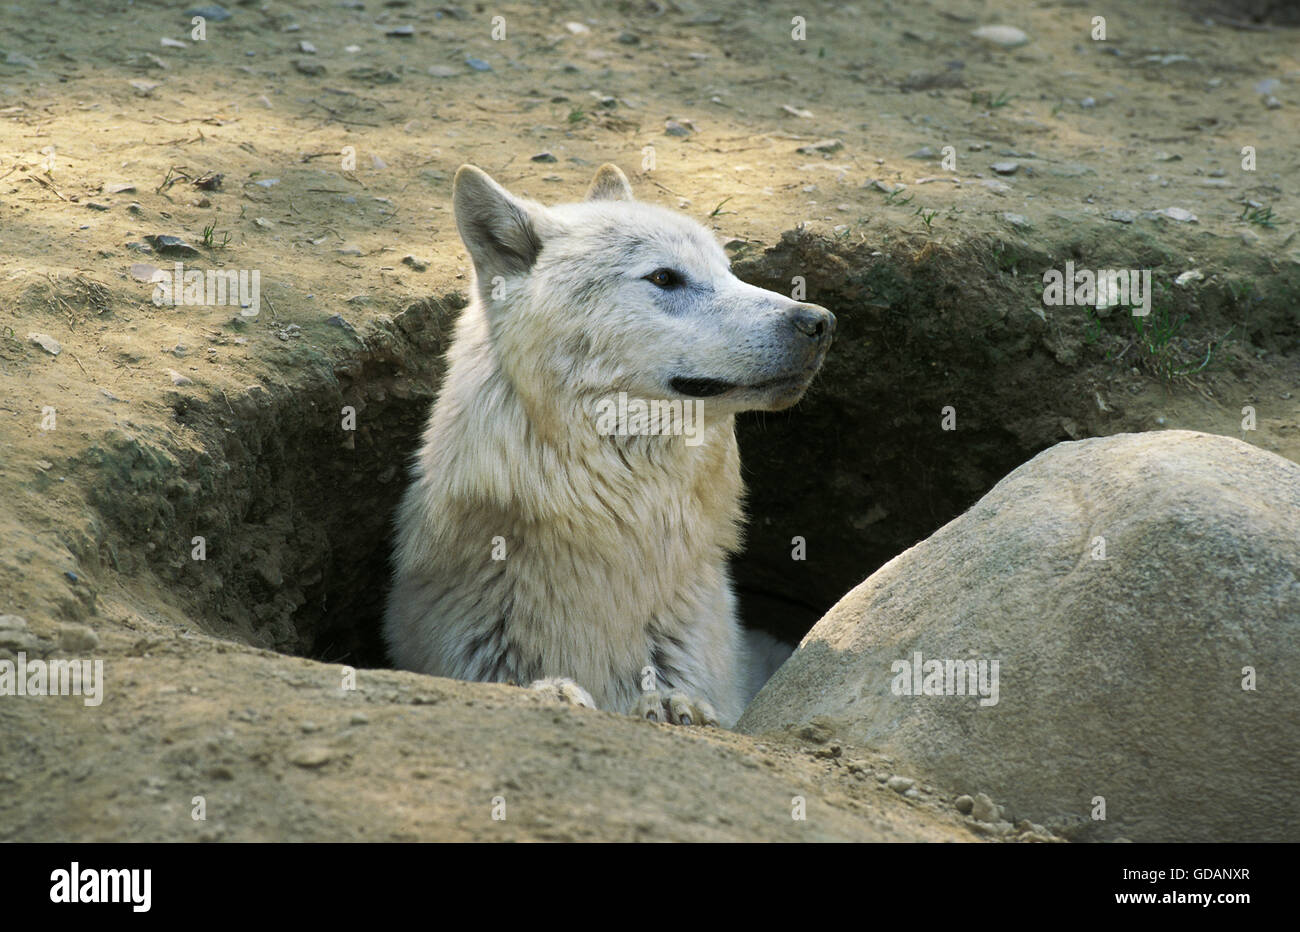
[286,239,1072,663]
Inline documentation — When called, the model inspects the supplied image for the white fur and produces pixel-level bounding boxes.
[383,164,833,727]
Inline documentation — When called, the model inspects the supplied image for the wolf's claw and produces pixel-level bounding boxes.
[528,677,596,709]
[638,689,719,727]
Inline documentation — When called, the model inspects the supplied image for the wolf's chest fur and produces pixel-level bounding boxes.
[384,306,748,717]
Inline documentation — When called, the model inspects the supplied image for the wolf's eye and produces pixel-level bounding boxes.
[643,268,685,289]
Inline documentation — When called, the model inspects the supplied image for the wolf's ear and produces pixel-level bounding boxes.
[453,165,545,280]
[585,163,634,202]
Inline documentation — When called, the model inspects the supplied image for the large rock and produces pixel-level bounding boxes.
[738,430,1300,841]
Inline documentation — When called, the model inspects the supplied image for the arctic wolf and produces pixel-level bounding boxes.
[384,163,835,727]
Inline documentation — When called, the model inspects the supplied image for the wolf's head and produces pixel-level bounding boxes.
[452,163,835,422]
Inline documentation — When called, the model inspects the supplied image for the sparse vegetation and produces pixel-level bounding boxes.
[1084,283,1237,384]
[882,187,913,207]
[201,221,231,249]
[970,89,1012,109]
[1240,204,1278,228]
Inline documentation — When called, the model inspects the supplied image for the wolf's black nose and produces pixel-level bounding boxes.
[789,303,836,340]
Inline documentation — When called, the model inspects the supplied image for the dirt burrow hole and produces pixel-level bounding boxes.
[88,233,1270,668]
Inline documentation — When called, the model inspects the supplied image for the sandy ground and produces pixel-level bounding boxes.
[0,0,1297,840]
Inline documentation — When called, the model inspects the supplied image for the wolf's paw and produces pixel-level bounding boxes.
[635,690,719,727]
[528,677,597,710]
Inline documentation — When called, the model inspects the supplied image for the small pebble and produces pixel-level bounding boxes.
[145,234,201,257]
[970,25,1029,49]
[28,333,61,356]
[796,139,843,155]
[971,792,1000,822]
[0,629,38,651]
[886,775,915,794]
[185,4,232,22]
[289,745,333,768]
[796,721,832,744]
[1156,207,1197,223]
